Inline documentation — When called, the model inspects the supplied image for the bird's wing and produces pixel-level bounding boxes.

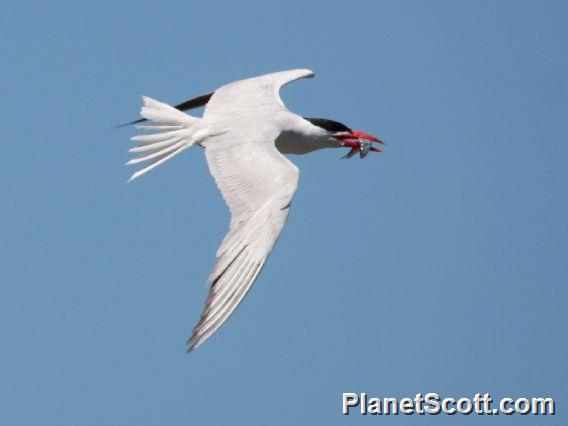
[186,69,315,351]
[187,127,300,352]
[204,69,314,117]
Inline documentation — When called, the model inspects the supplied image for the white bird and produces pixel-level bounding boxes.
[123,69,384,351]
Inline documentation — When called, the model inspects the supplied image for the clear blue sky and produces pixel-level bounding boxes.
[1,1,566,424]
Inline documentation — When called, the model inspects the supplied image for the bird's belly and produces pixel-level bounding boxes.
[275,131,340,155]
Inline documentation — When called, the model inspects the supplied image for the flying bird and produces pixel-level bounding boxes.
[123,69,385,351]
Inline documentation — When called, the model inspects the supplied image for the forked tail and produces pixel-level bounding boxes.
[126,96,207,181]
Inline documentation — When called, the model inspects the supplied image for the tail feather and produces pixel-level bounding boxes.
[127,96,206,181]
[129,137,183,153]
[126,139,185,165]
[128,144,189,182]
[139,96,196,125]
[135,124,183,131]
[131,129,187,143]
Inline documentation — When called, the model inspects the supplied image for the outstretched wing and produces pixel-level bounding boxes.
[186,69,314,351]
[204,69,314,117]
[187,128,299,351]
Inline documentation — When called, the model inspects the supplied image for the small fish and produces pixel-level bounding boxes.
[341,138,375,159]
[359,139,372,158]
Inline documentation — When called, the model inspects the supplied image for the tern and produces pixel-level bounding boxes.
[123,69,385,351]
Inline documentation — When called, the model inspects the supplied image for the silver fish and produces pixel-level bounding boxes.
[340,138,377,159]
[359,139,372,158]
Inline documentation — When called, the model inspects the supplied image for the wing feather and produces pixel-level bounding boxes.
[186,129,299,351]
[186,69,313,351]
[204,69,314,117]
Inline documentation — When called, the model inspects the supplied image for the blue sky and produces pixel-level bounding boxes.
[1,0,566,424]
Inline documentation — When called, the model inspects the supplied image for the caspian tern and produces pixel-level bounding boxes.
[123,69,385,351]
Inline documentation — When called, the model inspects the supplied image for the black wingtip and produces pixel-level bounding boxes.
[113,117,147,129]
[172,92,214,112]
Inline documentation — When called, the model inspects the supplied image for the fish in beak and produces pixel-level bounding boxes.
[333,130,386,159]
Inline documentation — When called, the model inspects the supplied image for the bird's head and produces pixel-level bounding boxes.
[303,117,385,159]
